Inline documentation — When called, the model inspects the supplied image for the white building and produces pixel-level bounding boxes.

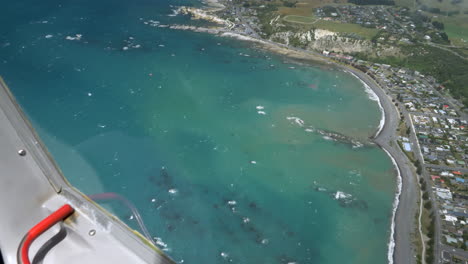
[436,188,453,200]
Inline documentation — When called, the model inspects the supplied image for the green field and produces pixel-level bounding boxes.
[283,15,317,24]
[413,0,468,13]
[312,20,380,40]
[432,15,468,47]
[444,22,468,47]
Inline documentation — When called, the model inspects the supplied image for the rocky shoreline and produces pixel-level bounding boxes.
[163,6,418,263]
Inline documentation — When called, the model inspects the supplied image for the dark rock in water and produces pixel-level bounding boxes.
[148,175,162,187]
[167,225,175,231]
[173,212,182,221]
[148,167,174,189]
[160,207,183,222]
[353,200,369,210]
[338,199,368,211]
[249,201,259,210]
[151,198,166,208]
[255,234,263,244]
[160,167,172,185]
[314,186,327,192]
[286,231,295,237]
[277,255,297,264]
[337,199,353,207]
[248,226,257,233]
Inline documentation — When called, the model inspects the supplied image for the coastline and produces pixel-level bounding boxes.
[342,66,417,264]
[164,18,417,264]
[344,69,400,264]
[346,71,385,139]
[242,34,418,264]
[225,31,418,263]
[382,147,403,264]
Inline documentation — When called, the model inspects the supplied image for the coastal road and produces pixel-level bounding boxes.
[247,26,468,264]
[349,68,418,264]
[276,39,421,264]
[249,35,419,264]
[212,27,420,263]
[401,107,442,264]
[374,71,445,264]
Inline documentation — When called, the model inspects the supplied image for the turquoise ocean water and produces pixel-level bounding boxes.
[0,0,397,263]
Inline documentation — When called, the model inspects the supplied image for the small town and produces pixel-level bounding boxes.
[206,1,468,262]
[314,5,451,43]
[328,53,468,263]
[168,0,468,259]
[0,0,467,264]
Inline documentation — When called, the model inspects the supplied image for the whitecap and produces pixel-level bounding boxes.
[382,148,402,264]
[286,116,305,127]
[65,34,82,41]
[348,71,385,137]
[334,191,352,200]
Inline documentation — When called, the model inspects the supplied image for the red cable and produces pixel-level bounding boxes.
[19,204,74,264]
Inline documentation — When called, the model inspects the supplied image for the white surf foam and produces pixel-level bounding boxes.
[348,71,385,138]
[334,191,352,200]
[65,34,82,41]
[381,147,402,264]
[286,116,305,127]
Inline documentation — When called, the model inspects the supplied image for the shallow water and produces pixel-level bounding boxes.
[0,0,396,263]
